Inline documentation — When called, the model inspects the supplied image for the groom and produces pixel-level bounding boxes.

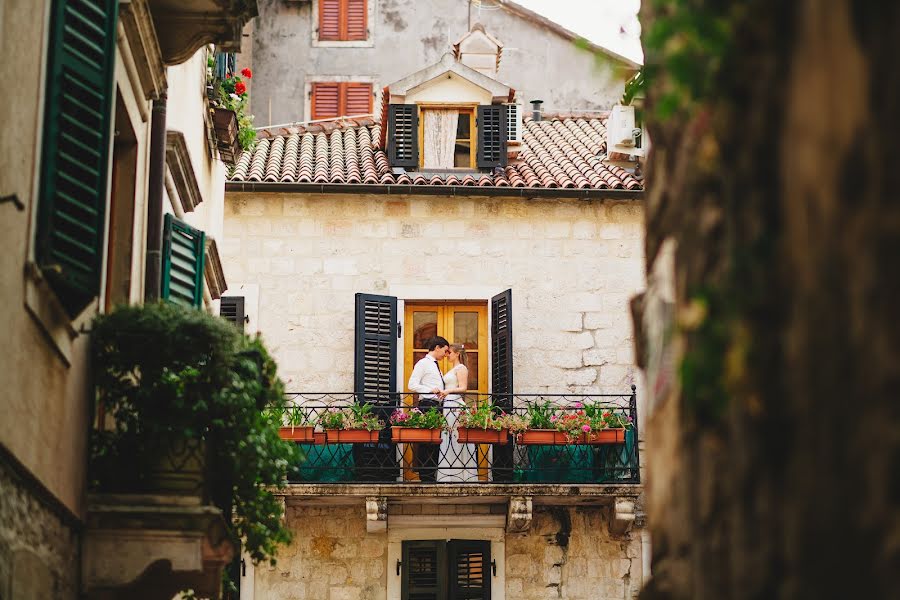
[407,336,449,482]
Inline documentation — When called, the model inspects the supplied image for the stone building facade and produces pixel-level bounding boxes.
[224,53,647,599]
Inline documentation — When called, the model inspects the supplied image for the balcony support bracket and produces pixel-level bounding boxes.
[609,497,636,535]
[366,496,388,533]
[506,496,533,533]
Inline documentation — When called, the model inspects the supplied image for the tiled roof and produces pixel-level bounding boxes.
[229,114,642,191]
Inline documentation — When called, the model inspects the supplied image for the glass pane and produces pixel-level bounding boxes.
[456,113,471,138]
[466,353,479,391]
[412,312,438,348]
[453,312,478,347]
[454,142,471,168]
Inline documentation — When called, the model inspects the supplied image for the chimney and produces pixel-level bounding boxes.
[530,99,543,122]
[453,24,502,78]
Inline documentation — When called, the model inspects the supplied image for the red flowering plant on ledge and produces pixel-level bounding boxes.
[208,54,257,151]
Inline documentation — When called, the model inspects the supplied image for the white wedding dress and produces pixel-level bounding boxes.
[436,365,479,482]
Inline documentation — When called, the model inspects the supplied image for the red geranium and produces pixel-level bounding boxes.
[241,68,253,79]
[235,81,247,95]
[225,73,232,79]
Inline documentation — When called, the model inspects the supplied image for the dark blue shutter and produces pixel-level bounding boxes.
[491,289,513,481]
[388,104,418,167]
[354,293,398,402]
[36,0,119,317]
[448,540,491,600]
[401,540,447,600]
[476,105,507,168]
[220,296,246,332]
[161,214,206,308]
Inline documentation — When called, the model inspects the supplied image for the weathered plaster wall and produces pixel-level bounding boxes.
[248,0,629,126]
[255,503,643,599]
[223,193,644,394]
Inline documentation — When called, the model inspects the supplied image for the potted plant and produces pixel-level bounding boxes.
[90,302,296,566]
[277,406,316,442]
[320,403,384,443]
[580,403,632,444]
[390,406,447,443]
[207,53,257,164]
[456,402,509,444]
[516,401,569,445]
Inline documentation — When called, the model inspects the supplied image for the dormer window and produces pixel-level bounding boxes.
[419,106,475,169]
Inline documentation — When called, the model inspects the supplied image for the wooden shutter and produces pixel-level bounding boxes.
[36,0,118,317]
[161,214,206,308]
[388,104,419,167]
[354,293,398,402]
[311,82,341,120]
[505,103,520,142]
[346,0,367,40]
[448,540,491,600]
[476,105,507,168]
[402,541,447,600]
[344,82,373,115]
[220,296,246,332]
[491,289,513,482]
[319,0,341,40]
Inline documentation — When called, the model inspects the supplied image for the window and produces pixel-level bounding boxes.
[311,82,373,119]
[220,296,246,332]
[36,0,118,318]
[318,0,367,41]
[161,214,206,308]
[401,540,491,600]
[419,107,475,169]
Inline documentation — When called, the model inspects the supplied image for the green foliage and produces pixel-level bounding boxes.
[456,402,505,430]
[525,401,559,429]
[207,52,257,152]
[581,403,634,430]
[389,406,447,429]
[90,302,296,565]
[319,403,384,431]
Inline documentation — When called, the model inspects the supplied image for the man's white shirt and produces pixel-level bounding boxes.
[407,355,445,396]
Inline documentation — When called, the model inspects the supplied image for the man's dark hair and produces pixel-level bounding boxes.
[427,336,450,351]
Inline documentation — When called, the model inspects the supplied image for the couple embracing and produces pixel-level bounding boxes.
[407,336,479,482]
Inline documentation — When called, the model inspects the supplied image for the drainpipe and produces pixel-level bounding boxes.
[530,99,543,122]
[144,94,167,302]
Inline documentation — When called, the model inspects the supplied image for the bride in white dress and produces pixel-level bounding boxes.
[437,344,479,482]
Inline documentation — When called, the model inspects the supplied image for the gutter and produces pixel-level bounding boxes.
[225,181,643,200]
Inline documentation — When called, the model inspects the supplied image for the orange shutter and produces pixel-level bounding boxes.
[319,0,341,40]
[344,83,373,116]
[311,82,341,119]
[346,0,367,41]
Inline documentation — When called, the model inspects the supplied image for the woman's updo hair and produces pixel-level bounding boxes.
[450,343,468,367]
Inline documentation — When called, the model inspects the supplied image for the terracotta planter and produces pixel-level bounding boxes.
[457,427,509,445]
[391,428,442,443]
[581,428,626,444]
[325,429,380,443]
[278,426,315,442]
[313,431,326,445]
[211,107,241,165]
[516,429,570,445]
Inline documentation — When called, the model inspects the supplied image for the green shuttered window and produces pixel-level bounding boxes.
[161,214,206,308]
[36,0,118,317]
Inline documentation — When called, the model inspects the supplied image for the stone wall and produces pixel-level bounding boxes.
[222,193,645,395]
[254,503,643,599]
[0,457,80,599]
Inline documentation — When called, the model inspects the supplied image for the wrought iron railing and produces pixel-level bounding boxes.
[275,389,639,484]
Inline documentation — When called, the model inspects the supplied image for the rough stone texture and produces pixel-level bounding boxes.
[255,505,386,600]
[224,193,644,396]
[0,460,80,599]
[256,504,643,599]
[636,2,900,600]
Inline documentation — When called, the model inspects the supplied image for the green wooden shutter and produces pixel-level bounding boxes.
[476,105,507,168]
[161,214,206,308]
[401,540,447,600]
[36,0,119,317]
[448,540,491,600]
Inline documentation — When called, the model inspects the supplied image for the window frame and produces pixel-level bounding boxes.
[417,103,478,170]
[311,0,375,48]
[310,80,374,120]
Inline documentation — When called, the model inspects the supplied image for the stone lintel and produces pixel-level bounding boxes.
[277,483,641,503]
[120,0,167,100]
[609,497,636,535]
[507,496,533,533]
[83,494,234,599]
[366,496,388,533]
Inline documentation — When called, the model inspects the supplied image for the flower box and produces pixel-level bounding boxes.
[457,427,509,445]
[581,428,626,444]
[278,426,315,442]
[212,107,241,165]
[391,427,442,443]
[313,431,326,445]
[517,429,571,445]
[325,429,380,443]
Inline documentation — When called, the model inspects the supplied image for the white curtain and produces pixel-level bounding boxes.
[423,109,459,169]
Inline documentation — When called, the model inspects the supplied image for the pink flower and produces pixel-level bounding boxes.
[582,424,591,433]
[550,415,558,422]
[573,402,583,408]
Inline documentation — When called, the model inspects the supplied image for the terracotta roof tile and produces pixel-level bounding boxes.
[231,114,642,191]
